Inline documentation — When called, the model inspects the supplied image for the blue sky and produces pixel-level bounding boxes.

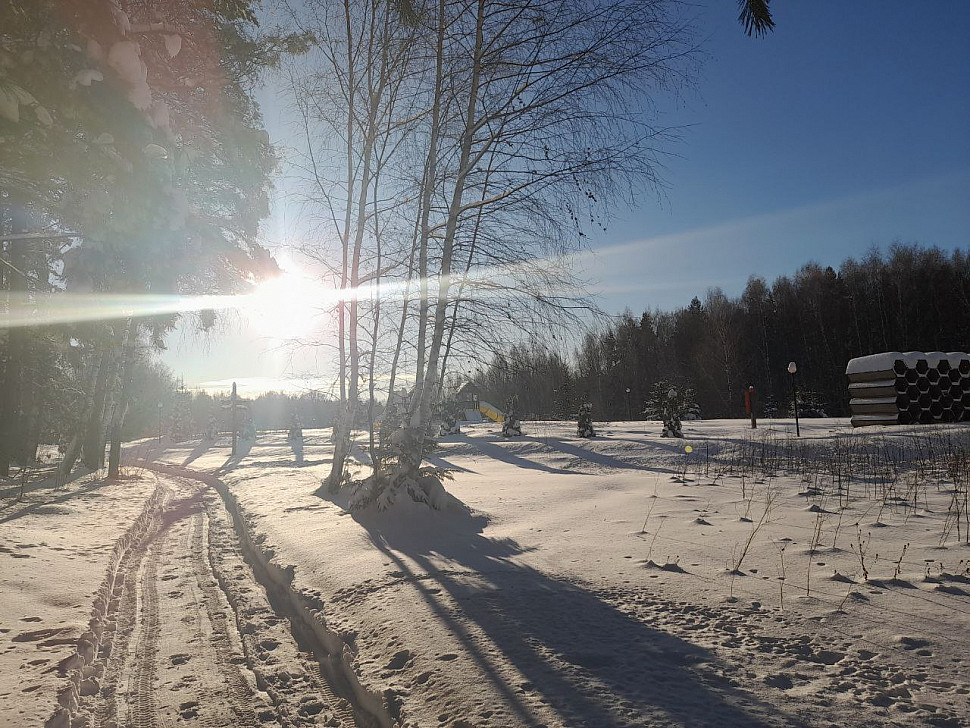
[586,1,970,313]
[163,1,970,390]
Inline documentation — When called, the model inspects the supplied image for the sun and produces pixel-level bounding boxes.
[245,267,323,339]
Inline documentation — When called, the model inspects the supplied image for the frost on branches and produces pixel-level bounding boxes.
[502,397,523,438]
[643,381,699,438]
[577,403,596,438]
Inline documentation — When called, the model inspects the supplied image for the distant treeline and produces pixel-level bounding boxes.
[470,244,970,420]
[164,389,341,441]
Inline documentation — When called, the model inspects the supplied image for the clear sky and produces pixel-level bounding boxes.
[162,0,970,392]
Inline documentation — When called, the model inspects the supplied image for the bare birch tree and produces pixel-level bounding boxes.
[342,0,695,508]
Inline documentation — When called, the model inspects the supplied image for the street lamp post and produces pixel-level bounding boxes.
[157,402,163,443]
[787,361,800,437]
[625,387,632,421]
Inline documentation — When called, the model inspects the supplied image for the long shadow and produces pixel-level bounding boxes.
[216,438,255,474]
[0,477,106,525]
[524,436,653,472]
[609,436,697,456]
[350,507,803,728]
[0,468,88,502]
[181,439,215,468]
[466,437,579,475]
[423,452,477,474]
[218,457,330,471]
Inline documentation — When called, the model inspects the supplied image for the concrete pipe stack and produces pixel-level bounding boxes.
[846,352,970,427]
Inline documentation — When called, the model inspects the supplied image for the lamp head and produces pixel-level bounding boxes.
[787,361,797,375]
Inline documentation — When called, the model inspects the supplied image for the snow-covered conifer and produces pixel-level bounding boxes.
[643,381,699,438]
[577,403,596,438]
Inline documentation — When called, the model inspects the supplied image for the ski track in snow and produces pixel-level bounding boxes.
[4,419,970,727]
[8,471,367,728]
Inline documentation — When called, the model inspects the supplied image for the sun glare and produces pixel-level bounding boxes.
[245,268,322,339]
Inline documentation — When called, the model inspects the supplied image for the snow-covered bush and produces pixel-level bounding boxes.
[577,403,596,438]
[643,381,699,438]
[346,427,457,511]
[439,410,461,436]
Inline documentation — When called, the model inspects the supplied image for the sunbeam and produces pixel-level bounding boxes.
[0,259,589,330]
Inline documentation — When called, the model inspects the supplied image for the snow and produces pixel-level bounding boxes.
[106,41,144,86]
[85,39,104,62]
[106,40,152,110]
[0,472,156,725]
[0,86,19,123]
[846,351,969,375]
[108,1,131,36]
[34,105,52,127]
[142,143,168,159]
[0,84,38,124]
[148,100,170,131]
[5,420,970,727]
[162,34,182,59]
[73,69,104,87]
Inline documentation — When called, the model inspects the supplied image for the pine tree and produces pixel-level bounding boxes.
[643,381,699,438]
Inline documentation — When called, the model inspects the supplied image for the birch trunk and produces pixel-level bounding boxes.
[322,0,391,492]
[406,0,486,461]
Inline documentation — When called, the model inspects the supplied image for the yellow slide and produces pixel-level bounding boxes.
[478,400,505,423]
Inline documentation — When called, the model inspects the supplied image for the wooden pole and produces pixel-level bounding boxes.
[231,381,238,456]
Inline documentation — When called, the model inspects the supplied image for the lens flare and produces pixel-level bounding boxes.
[244,270,322,339]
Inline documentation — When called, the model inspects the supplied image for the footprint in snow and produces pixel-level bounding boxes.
[385,649,413,670]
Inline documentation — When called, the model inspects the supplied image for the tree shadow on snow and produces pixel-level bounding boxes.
[215,438,255,474]
[423,452,477,474]
[467,437,579,475]
[0,476,108,525]
[181,439,216,467]
[523,436,654,472]
[0,467,88,503]
[354,508,805,728]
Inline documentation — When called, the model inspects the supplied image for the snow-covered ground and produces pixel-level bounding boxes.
[4,418,970,727]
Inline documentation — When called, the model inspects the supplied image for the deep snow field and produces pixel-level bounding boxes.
[3,418,970,727]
